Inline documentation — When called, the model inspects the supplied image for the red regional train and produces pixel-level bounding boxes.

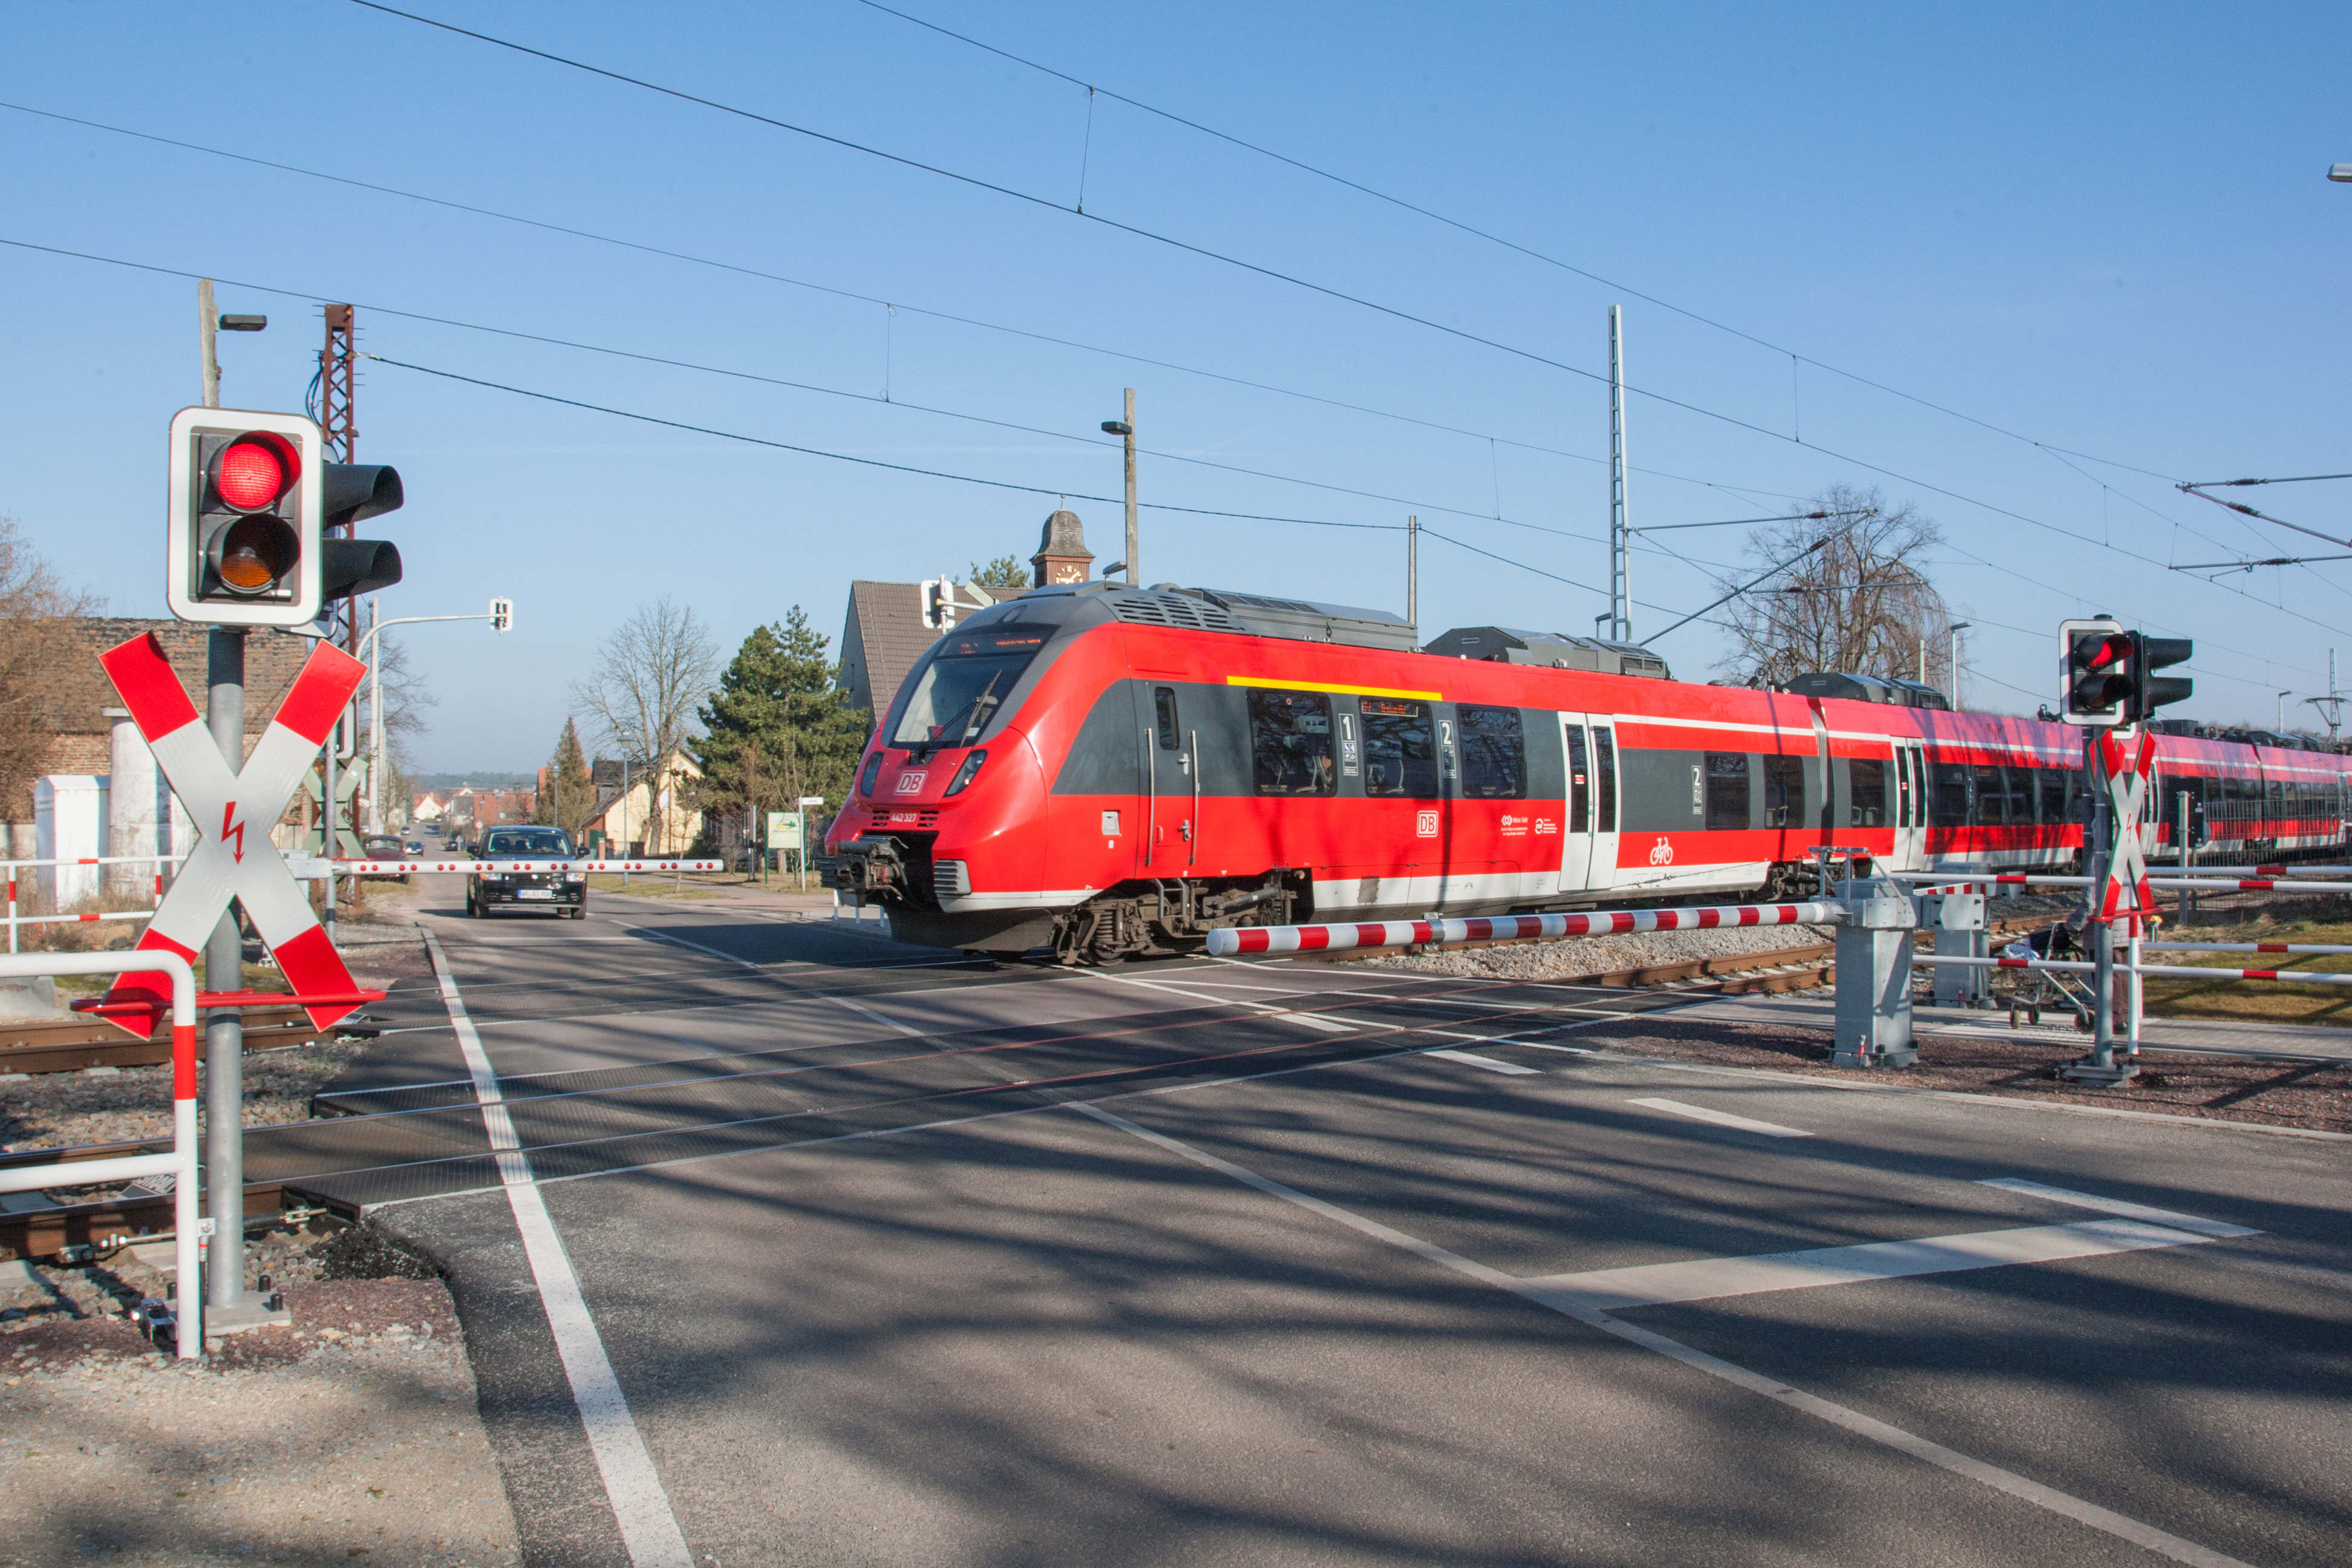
[827,580,2352,962]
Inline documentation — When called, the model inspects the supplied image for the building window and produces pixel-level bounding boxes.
[1361,698,1437,799]
[1457,705,1526,799]
[1248,689,1336,797]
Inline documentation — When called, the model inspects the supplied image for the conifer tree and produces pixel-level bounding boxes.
[696,607,869,818]
[545,717,593,835]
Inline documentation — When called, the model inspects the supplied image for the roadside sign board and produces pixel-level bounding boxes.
[766,811,804,852]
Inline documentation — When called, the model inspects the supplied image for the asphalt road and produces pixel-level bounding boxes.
[322,874,2348,1567]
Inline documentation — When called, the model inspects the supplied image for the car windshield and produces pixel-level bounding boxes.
[889,626,1050,750]
[483,829,574,858]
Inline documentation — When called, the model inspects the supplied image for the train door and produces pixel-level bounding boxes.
[1889,742,1928,870]
[1555,714,1621,896]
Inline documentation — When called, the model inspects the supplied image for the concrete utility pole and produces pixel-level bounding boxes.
[198,279,220,409]
[1406,515,1419,635]
[1100,391,1138,584]
[1607,306,1632,642]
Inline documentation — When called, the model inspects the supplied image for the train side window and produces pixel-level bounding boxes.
[1565,724,1590,833]
[1360,697,1438,799]
[1971,763,2009,826]
[1850,757,1886,827]
[1763,754,1805,828]
[1457,705,1527,799]
[1704,753,1750,831]
[2036,766,2068,825]
[1247,689,1336,797]
[1154,687,1181,750]
[1930,762,1971,828]
[1594,727,1618,831]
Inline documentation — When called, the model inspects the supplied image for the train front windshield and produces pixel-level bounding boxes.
[891,627,1050,749]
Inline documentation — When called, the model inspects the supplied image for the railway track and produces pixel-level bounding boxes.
[0,1134,354,1263]
[1,1005,377,1076]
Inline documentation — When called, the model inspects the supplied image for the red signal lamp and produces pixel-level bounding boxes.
[211,431,301,511]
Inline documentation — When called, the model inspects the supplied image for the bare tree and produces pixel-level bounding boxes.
[569,597,720,852]
[0,517,102,827]
[364,632,437,830]
[1712,485,1958,696]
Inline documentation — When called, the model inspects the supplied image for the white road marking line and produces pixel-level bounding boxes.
[1976,1178,2260,1238]
[1629,1097,1813,1138]
[1519,1220,2227,1311]
[1422,1048,1540,1074]
[828,996,924,1037]
[1276,1011,1357,1033]
[420,930,691,1568]
[1068,1101,2257,1568]
[1068,967,1281,1010]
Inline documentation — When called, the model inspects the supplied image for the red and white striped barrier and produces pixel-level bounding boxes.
[0,949,201,1358]
[1906,872,2352,896]
[5,854,185,955]
[1206,901,1843,958]
[2145,940,2352,957]
[304,859,725,875]
[1937,952,2352,986]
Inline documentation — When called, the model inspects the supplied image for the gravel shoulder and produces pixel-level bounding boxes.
[0,1275,518,1567]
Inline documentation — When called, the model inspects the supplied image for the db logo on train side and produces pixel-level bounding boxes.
[895,771,927,795]
[1416,810,1440,838]
[1648,836,1674,866]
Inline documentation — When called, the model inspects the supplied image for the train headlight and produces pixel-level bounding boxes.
[944,750,988,797]
[858,751,883,799]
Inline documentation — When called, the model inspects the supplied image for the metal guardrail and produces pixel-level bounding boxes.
[0,950,200,1357]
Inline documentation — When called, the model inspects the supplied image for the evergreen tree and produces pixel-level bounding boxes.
[969,555,1027,587]
[695,607,870,817]
[545,717,593,835]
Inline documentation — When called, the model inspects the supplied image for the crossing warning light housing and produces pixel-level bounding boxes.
[2059,616,2134,727]
[168,407,324,627]
[2130,633,2192,720]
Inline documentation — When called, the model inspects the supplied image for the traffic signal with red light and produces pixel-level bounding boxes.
[168,407,322,626]
[2130,634,2192,720]
[168,408,405,626]
[2059,616,2134,725]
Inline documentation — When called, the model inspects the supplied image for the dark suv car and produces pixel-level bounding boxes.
[467,827,586,919]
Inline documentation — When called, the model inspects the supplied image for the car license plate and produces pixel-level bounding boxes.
[517,889,555,900]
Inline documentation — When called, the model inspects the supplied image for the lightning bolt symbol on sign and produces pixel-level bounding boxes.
[220,802,246,864]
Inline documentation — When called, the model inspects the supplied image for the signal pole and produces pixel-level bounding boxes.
[1607,305,1632,642]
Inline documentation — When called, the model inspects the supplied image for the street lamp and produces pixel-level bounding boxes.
[1101,389,1137,584]
[1949,622,1971,709]
[2278,690,2293,732]
[2330,165,2352,182]
[353,596,515,834]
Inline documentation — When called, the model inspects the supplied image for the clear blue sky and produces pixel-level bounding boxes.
[5,1,2347,768]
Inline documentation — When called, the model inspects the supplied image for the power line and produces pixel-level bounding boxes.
[345,0,2236,577]
[852,0,2192,492]
[0,230,1612,547]
[0,100,1792,509]
[362,352,1404,531]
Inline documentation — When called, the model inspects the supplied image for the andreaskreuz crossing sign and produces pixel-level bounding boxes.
[2097,725,2157,921]
[96,631,368,1037]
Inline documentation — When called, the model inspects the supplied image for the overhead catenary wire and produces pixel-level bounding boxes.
[851,0,2188,493]
[0,101,1792,510]
[341,0,2275,590]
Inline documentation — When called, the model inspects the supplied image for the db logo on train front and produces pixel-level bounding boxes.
[1416,810,1440,838]
[895,772,927,795]
[1648,836,1674,866]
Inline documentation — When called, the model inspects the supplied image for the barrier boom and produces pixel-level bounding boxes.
[1206,901,1843,958]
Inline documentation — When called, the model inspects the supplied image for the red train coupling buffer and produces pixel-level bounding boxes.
[1206,901,1845,957]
